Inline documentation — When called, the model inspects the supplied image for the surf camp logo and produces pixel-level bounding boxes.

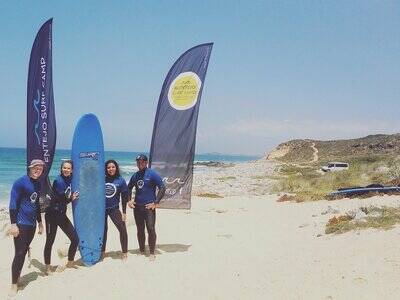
[105,183,117,198]
[168,72,202,110]
[137,180,144,189]
[64,186,72,199]
[33,90,41,145]
[163,177,186,196]
[30,192,38,203]
[32,57,51,163]
[79,152,99,160]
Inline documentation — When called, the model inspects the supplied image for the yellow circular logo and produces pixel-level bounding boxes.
[168,72,202,110]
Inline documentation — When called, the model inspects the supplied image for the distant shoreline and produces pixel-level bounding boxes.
[0,146,262,158]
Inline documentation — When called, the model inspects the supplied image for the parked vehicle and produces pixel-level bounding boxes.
[321,162,349,172]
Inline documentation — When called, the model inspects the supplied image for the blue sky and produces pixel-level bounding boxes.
[0,1,399,155]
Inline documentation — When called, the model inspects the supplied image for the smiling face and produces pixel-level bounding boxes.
[29,165,44,179]
[61,162,73,177]
[106,162,117,176]
[136,159,148,171]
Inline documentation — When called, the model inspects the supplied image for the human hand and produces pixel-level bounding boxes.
[9,224,19,237]
[145,202,156,210]
[72,191,79,201]
[38,222,44,235]
[128,200,135,209]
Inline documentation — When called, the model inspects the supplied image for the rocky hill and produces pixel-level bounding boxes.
[266,134,400,163]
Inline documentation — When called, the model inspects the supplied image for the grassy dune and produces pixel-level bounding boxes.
[271,154,399,202]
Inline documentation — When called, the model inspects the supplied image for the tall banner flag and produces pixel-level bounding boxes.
[27,18,56,209]
[149,43,213,209]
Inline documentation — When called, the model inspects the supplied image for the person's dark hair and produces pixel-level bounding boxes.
[60,160,73,175]
[105,159,120,178]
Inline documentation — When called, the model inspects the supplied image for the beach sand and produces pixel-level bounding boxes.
[0,160,400,299]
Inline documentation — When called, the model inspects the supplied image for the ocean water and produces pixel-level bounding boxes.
[0,147,259,205]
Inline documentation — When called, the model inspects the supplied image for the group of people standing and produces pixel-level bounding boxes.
[8,154,165,297]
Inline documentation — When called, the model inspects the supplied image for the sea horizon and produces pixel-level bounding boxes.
[0,147,261,205]
[0,146,263,158]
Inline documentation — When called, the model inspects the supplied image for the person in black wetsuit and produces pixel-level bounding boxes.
[8,159,45,297]
[127,154,165,261]
[102,159,129,260]
[43,160,79,274]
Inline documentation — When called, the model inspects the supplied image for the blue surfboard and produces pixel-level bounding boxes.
[71,113,105,266]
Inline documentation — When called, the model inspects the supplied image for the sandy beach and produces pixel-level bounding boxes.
[1,160,400,299]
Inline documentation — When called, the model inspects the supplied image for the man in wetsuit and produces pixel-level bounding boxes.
[127,154,165,260]
[9,159,45,297]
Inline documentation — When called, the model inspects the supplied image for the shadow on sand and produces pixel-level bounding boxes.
[18,259,46,291]
[104,243,191,259]
[18,257,85,291]
[17,244,191,289]
[156,243,191,253]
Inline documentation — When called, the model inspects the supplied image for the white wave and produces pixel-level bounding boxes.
[119,165,138,173]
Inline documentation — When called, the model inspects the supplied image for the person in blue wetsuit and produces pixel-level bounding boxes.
[8,159,45,297]
[102,159,129,260]
[127,154,165,261]
[43,160,79,274]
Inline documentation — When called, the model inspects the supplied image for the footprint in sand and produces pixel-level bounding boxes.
[205,208,228,214]
[299,223,309,228]
[217,234,232,239]
[353,277,367,284]
[57,247,69,258]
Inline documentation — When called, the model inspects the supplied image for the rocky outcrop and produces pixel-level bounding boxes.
[266,134,400,163]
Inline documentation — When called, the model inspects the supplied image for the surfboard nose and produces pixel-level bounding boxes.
[72,114,104,149]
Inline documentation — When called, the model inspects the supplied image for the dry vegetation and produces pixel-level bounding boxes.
[271,154,400,202]
[325,206,400,234]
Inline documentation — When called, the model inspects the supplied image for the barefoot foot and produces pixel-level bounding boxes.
[45,265,54,275]
[8,284,18,297]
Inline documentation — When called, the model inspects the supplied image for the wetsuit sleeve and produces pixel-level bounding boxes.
[9,210,17,224]
[155,186,166,204]
[9,179,22,224]
[120,179,128,213]
[36,200,42,223]
[152,171,165,204]
[127,175,136,201]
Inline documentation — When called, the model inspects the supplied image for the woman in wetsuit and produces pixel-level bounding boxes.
[43,160,79,274]
[8,159,45,297]
[102,159,129,260]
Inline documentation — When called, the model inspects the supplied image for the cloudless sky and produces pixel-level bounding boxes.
[0,1,399,155]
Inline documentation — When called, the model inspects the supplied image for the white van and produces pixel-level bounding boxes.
[321,162,349,172]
